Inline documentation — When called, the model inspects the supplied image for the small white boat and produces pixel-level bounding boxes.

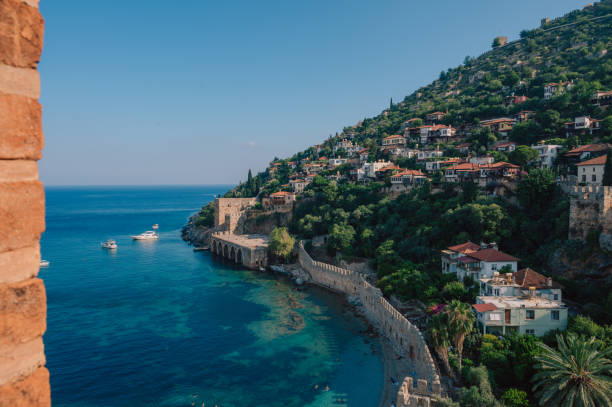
[101,239,118,249]
[39,260,50,267]
[131,231,159,240]
[152,224,159,230]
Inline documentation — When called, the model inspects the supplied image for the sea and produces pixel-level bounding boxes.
[40,186,383,407]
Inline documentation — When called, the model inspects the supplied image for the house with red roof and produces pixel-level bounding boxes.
[592,89,612,106]
[387,169,428,195]
[453,245,519,281]
[473,268,567,336]
[564,116,601,138]
[544,81,573,100]
[381,134,407,147]
[262,191,296,209]
[514,110,535,122]
[479,118,515,137]
[576,154,607,186]
[426,111,446,123]
[441,241,482,275]
[420,124,455,144]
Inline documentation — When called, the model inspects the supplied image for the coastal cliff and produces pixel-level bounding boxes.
[181,214,214,247]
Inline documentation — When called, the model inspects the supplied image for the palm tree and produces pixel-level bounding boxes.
[532,334,612,407]
[445,300,475,375]
[427,313,453,377]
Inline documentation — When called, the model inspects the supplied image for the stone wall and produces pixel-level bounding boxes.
[298,243,441,405]
[214,197,257,234]
[0,0,50,405]
[568,185,612,242]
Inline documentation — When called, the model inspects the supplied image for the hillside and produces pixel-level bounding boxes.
[186,2,612,404]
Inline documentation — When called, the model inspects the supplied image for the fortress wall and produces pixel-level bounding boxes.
[569,185,612,240]
[214,198,257,234]
[298,243,441,402]
[0,1,50,405]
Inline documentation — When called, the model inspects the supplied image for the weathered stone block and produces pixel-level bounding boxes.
[0,278,46,347]
[0,366,49,407]
[0,181,45,252]
[0,337,45,387]
[0,0,44,68]
[0,91,42,159]
[0,160,38,182]
[0,64,40,98]
[0,244,40,284]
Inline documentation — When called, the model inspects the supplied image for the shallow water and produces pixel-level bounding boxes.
[41,186,383,407]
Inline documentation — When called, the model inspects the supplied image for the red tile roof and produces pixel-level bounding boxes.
[270,191,293,197]
[467,248,519,263]
[514,268,563,289]
[448,241,481,253]
[565,144,609,156]
[576,155,607,166]
[383,134,405,140]
[472,303,498,313]
[480,117,515,125]
[395,169,426,177]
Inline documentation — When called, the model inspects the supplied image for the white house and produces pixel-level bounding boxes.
[472,295,568,336]
[328,157,348,167]
[576,155,606,186]
[531,143,562,168]
[381,134,407,147]
[362,160,392,178]
[479,268,563,302]
[289,179,307,193]
[417,150,444,161]
[456,246,519,281]
[441,241,482,275]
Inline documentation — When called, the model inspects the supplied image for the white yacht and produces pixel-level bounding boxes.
[101,239,118,249]
[131,231,159,240]
[39,260,50,267]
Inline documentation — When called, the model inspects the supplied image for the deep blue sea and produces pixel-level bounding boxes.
[40,186,383,407]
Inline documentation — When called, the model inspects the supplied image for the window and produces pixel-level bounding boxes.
[526,329,536,336]
[526,310,535,320]
[492,264,498,270]
[551,310,560,320]
[592,174,597,182]
[553,294,559,301]
[582,175,587,182]
[489,313,501,321]
[494,289,500,296]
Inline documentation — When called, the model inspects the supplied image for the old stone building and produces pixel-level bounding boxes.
[568,186,612,248]
[0,0,50,405]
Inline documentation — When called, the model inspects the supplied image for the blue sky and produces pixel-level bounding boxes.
[39,0,587,185]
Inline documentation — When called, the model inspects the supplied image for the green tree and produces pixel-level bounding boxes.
[517,168,558,217]
[532,334,612,407]
[269,227,295,262]
[427,313,453,377]
[328,223,355,253]
[445,300,475,375]
[601,116,612,142]
[441,282,467,302]
[501,388,529,407]
[508,145,539,168]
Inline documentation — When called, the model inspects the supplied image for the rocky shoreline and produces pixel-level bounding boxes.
[181,214,213,248]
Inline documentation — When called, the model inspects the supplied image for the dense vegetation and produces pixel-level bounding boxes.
[190,3,612,405]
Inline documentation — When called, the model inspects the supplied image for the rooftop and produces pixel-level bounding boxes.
[467,248,519,262]
[447,241,481,253]
[476,296,565,310]
[576,155,607,166]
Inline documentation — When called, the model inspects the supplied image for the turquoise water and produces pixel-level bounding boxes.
[40,186,383,407]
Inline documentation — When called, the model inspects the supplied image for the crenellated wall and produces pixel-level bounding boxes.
[568,185,612,241]
[298,243,441,405]
[0,0,50,405]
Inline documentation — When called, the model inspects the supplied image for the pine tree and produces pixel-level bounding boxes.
[603,151,612,186]
[389,97,393,109]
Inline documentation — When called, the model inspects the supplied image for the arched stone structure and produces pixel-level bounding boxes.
[209,233,269,269]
